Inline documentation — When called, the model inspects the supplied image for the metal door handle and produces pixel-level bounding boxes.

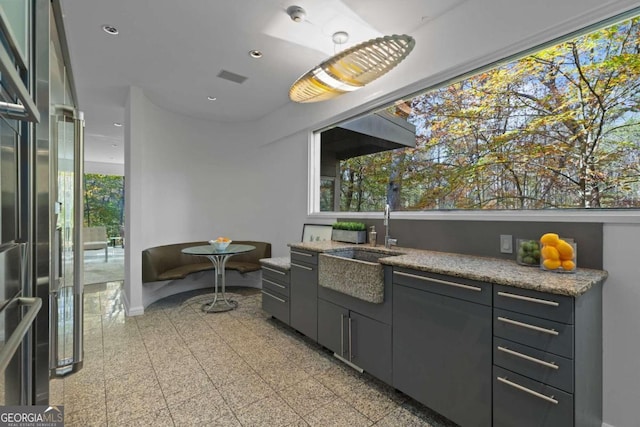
[497,346,559,369]
[291,262,313,271]
[291,250,313,257]
[394,271,482,292]
[497,291,559,307]
[263,266,286,275]
[263,278,285,289]
[261,290,285,303]
[348,317,353,362]
[340,315,345,357]
[0,297,42,372]
[497,376,558,404]
[497,316,559,336]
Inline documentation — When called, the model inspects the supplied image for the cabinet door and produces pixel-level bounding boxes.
[350,312,392,384]
[318,299,348,357]
[290,261,318,341]
[393,284,492,427]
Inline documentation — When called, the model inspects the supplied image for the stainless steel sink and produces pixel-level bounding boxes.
[318,249,402,304]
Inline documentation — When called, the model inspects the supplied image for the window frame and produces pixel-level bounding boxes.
[307,7,640,223]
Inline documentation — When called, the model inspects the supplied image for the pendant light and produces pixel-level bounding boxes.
[289,34,415,103]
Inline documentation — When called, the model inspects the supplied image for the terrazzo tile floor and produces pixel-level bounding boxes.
[50,282,457,426]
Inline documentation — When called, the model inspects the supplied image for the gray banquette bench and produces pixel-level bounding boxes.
[142,241,271,283]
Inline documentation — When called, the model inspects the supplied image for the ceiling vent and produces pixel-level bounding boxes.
[217,70,248,84]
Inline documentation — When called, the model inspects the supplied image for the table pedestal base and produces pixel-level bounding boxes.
[201,253,237,313]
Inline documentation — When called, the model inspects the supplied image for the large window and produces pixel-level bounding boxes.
[318,16,640,212]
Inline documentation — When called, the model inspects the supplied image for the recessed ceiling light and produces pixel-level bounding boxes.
[102,25,119,35]
[113,122,122,127]
[249,50,263,59]
[111,144,118,148]
[207,96,217,101]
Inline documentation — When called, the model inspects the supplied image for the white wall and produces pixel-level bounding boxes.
[85,160,124,176]
[124,0,640,424]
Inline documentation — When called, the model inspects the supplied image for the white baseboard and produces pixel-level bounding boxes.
[602,423,616,427]
[122,290,144,316]
[141,270,262,310]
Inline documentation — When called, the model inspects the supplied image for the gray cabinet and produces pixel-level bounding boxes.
[492,284,602,427]
[290,249,318,341]
[261,265,290,325]
[393,268,492,427]
[318,298,392,384]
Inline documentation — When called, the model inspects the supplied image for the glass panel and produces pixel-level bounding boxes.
[0,0,28,61]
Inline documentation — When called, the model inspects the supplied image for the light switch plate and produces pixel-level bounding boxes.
[500,235,513,253]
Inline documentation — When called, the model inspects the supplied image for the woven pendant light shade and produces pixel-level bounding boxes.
[289,34,415,103]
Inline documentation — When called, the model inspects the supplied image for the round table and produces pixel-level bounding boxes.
[181,244,256,313]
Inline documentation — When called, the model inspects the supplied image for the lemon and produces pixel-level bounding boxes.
[540,233,560,246]
[556,240,574,260]
[541,245,560,261]
[543,259,562,270]
[561,260,576,271]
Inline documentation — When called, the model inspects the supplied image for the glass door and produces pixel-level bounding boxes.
[50,107,83,376]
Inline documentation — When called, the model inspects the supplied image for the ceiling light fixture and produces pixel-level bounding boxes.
[249,50,263,59]
[289,34,415,103]
[207,96,217,101]
[111,144,118,147]
[113,122,122,127]
[286,5,306,23]
[102,25,119,35]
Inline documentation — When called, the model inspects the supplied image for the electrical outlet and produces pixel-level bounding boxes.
[500,235,513,253]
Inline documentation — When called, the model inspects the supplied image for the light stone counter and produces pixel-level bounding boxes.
[259,256,291,271]
[288,241,607,297]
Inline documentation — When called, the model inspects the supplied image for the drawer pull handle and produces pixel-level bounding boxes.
[261,290,285,303]
[394,271,482,292]
[497,376,559,405]
[497,316,559,336]
[497,346,559,369]
[497,291,560,307]
[263,278,286,289]
[263,266,286,276]
[291,262,313,271]
[291,250,313,257]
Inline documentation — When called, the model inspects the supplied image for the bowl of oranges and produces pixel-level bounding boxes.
[209,237,232,251]
[539,233,576,273]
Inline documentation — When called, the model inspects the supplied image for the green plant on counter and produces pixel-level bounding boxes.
[332,222,366,231]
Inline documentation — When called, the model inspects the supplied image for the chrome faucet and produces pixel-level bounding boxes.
[384,203,398,248]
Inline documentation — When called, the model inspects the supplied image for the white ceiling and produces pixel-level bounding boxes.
[59,0,467,166]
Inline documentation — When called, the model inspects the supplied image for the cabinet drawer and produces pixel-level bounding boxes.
[261,289,289,325]
[494,285,573,324]
[262,266,290,284]
[493,337,573,393]
[262,277,289,298]
[494,366,573,427]
[290,249,318,265]
[393,267,491,306]
[494,308,574,359]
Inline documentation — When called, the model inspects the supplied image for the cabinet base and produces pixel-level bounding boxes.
[333,353,364,373]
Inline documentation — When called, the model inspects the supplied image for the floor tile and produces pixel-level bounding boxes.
[64,405,107,427]
[303,398,373,427]
[168,385,236,425]
[235,394,304,427]
[277,377,337,416]
[216,370,273,411]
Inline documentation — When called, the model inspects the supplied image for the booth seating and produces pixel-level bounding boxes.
[141,241,271,282]
[83,226,109,261]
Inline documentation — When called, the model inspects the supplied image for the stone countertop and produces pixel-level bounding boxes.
[288,241,607,297]
[259,256,291,271]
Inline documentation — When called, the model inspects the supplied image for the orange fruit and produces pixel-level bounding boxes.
[540,233,560,246]
[543,259,562,270]
[561,260,576,271]
[541,245,560,261]
[556,240,574,260]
